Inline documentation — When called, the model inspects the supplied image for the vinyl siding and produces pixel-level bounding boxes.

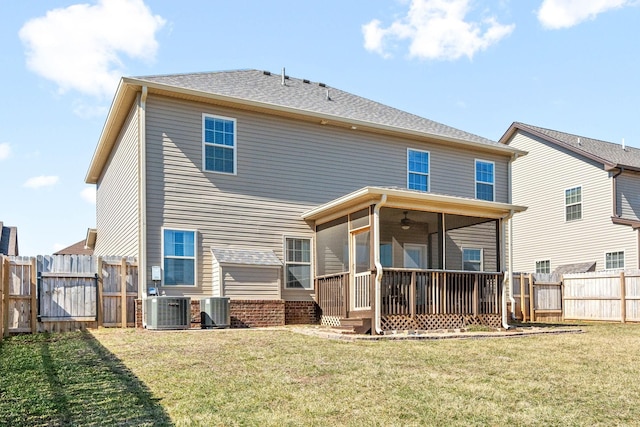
[617,172,640,221]
[509,131,638,272]
[445,221,498,271]
[221,266,281,300]
[143,94,511,300]
[95,101,140,257]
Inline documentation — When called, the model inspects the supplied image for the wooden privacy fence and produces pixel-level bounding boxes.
[564,270,640,323]
[0,255,137,337]
[511,273,563,322]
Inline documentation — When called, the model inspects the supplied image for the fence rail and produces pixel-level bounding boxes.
[0,255,138,338]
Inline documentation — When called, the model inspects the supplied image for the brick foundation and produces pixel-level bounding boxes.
[285,300,321,325]
[135,298,288,329]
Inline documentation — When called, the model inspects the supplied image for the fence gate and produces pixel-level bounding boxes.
[1,255,138,335]
[511,273,563,322]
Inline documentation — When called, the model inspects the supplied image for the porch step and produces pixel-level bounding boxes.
[333,318,372,335]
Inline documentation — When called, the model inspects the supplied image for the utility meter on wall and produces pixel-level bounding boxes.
[151,266,161,281]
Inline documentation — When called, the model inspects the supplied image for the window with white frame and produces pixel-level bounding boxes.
[285,237,312,289]
[605,251,624,270]
[535,260,551,274]
[565,186,582,221]
[163,229,196,286]
[463,248,482,271]
[203,114,236,174]
[475,160,494,201]
[407,149,429,192]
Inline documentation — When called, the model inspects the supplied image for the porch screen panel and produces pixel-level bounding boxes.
[316,216,349,276]
[444,215,498,272]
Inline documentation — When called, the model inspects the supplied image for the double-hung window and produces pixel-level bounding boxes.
[407,149,429,192]
[203,114,236,174]
[463,248,482,271]
[565,186,582,221]
[535,260,551,274]
[475,160,494,201]
[605,251,624,270]
[163,229,196,286]
[285,237,312,289]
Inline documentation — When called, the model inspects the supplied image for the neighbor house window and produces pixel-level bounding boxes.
[475,160,494,201]
[285,238,312,289]
[565,186,582,221]
[535,260,551,274]
[203,114,236,174]
[163,229,196,286]
[463,248,482,271]
[407,149,429,192]
[605,251,624,270]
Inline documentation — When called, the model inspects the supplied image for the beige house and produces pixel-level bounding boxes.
[86,69,526,333]
[501,122,640,274]
[0,221,18,256]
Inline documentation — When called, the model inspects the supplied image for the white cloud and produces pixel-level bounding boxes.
[19,0,166,98]
[23,175,59,189]
[362,0,515,61]
[81,187,96,204]
[0,143,10,160]
[537,0,633,29]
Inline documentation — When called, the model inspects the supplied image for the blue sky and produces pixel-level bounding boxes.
[1,0,639,256]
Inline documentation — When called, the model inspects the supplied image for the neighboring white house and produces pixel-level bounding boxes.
[501,122,640,274]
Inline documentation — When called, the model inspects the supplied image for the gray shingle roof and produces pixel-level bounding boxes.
[133,69,503,148]
[211,248,282,266]
[508,122,640,169]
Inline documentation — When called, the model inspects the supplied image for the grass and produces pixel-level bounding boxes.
[2,323,640,426]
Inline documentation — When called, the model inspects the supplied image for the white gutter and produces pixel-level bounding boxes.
[139,86,148,306]
[373,194,387,335]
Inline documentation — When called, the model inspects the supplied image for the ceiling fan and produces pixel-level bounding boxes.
[401,211,413,230]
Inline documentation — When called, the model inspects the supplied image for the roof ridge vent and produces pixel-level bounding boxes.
[303,79,310,84]
[318,82,326,87]
[263,70,271,76]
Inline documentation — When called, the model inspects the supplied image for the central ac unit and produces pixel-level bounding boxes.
[145,296,190,330]
[200,297,231,329]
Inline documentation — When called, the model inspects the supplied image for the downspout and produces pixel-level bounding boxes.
[612,167,624,217]
[373,194,387,335]
[504,152,518,326]
[503,210,515,329]
[139,86,148,304]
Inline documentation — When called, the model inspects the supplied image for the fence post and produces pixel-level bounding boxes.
[529,273,535,322]
[620,271,626,324]
[30,257,37,333]
[96,256,103,327]
[519,273,526,322]
[2,257,9,337]
[121,257,127,328]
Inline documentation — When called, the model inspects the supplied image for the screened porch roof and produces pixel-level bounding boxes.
[301,186,527,224]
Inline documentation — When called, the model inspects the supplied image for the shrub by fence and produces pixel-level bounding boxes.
[0,255,137,338]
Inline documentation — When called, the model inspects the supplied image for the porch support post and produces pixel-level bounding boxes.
[410,271,416,319]
[373,194,387,335]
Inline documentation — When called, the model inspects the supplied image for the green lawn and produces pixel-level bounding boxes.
[2,323,640,426]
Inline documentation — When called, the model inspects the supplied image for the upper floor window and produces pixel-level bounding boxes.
[475,160,494,201]
[203,114,236,174]
[163,229,196,286]
[605,251,624,270]
[535,260,551,274]
[407,149,429,192]
[285,237,312,289]
[463,248,482,271]
[565,186,582,221]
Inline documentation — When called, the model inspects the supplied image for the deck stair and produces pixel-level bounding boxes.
[333,317,372,335]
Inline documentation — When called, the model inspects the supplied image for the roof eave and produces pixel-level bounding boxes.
[500,122,615,169]
[302,186,527,223]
